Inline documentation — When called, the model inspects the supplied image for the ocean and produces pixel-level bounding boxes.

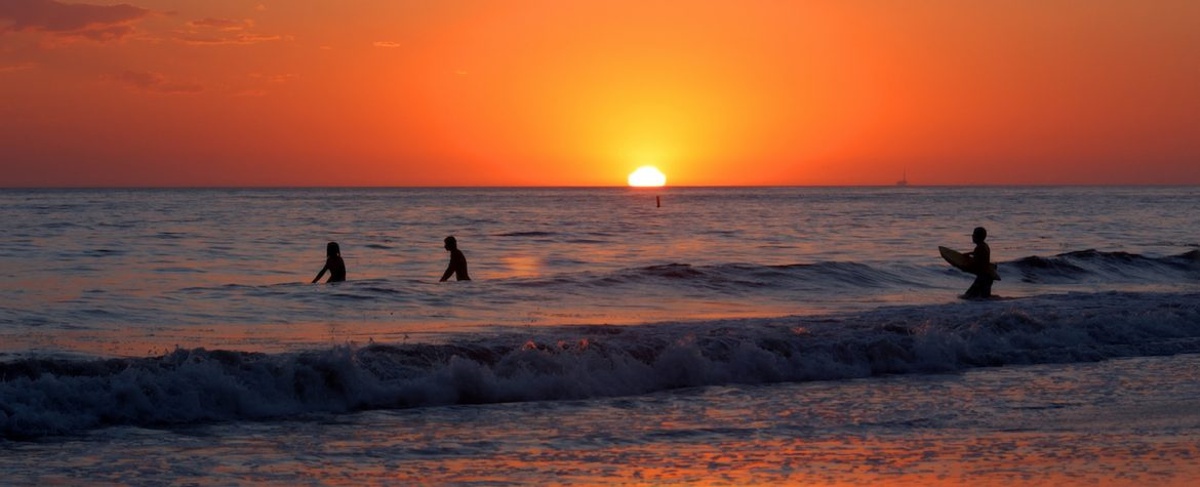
[1,186,1198,485]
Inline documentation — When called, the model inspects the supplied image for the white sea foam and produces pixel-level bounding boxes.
[4,290,1198,439]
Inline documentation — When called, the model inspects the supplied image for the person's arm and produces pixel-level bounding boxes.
[440,261,454,282]
[313,262,329,283]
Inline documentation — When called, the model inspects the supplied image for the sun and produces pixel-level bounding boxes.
[627,166,667,187]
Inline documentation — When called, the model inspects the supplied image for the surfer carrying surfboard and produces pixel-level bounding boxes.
[960,226,994,299]
[938,228,999,298]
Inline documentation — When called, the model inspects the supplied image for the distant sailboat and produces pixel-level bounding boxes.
[896,170,909,187]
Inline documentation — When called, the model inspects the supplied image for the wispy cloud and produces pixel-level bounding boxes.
[373,41,402,48]
[0,62,36,73]
[250,73,297,84]
[232,73,298,97]
[175,16,286,46]
[186,18,254,32]
[233,89,269,97]
[175,33,285,46]
[109,70,203,94]
[0,0,151,42]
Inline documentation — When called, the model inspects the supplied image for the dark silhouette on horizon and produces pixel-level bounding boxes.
[961,227,993,299]
[440,236,471,282]
[312,241,347,283]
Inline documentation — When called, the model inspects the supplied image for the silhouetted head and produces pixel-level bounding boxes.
[326,241,340,257]
[444,236,458,251]
[972,227,987,243]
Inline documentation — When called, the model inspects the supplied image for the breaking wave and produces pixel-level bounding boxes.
[3,290,1199,439]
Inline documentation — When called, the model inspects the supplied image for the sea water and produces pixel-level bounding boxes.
[1,187,1198,485]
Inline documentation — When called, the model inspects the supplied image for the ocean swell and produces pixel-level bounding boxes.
[3,291,1199,439]
[1009,249,1200,284]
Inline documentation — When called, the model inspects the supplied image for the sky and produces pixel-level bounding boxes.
[1,0,1198,187]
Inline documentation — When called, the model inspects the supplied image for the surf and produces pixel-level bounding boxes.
[4,289,1199,440]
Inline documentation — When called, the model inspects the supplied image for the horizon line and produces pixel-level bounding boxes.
[2,183,1198,190]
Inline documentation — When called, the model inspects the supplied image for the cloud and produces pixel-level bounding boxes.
[233,89,268,97]
[187,18,254,32]
[175,16,286,45]
[0,0,151,42]
[175,33,284,46]
[373,41,402,48]
[235,73,297,97]
[110,70,203,94]
[249,73,297,83]
[0,62,36,73]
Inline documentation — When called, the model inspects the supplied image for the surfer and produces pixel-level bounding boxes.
[439,236,471,282]
[961,227,993,299]
[312,241,347,283]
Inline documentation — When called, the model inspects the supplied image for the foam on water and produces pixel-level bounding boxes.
[4,290,1198,439]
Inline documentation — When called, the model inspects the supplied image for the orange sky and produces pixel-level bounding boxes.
[2,0,1198,186]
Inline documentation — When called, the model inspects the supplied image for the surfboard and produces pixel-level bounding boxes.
[939,246,1001,280]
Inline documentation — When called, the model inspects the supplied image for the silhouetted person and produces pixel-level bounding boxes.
[312,241,346,283]
[440,236,470,282]
[962,227,993,299]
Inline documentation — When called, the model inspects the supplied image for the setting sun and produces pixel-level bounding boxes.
[627,166,667,187]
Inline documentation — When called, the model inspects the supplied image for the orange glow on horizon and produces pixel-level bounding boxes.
[1,1,1198,187]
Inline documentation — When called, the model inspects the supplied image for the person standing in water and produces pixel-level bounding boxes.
[962,226,993,299]
[312,241,347,283]
[439,236,471,282]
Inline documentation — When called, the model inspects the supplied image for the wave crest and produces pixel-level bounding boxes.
[1010,249,1200,283]
[4,291,1199,439]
